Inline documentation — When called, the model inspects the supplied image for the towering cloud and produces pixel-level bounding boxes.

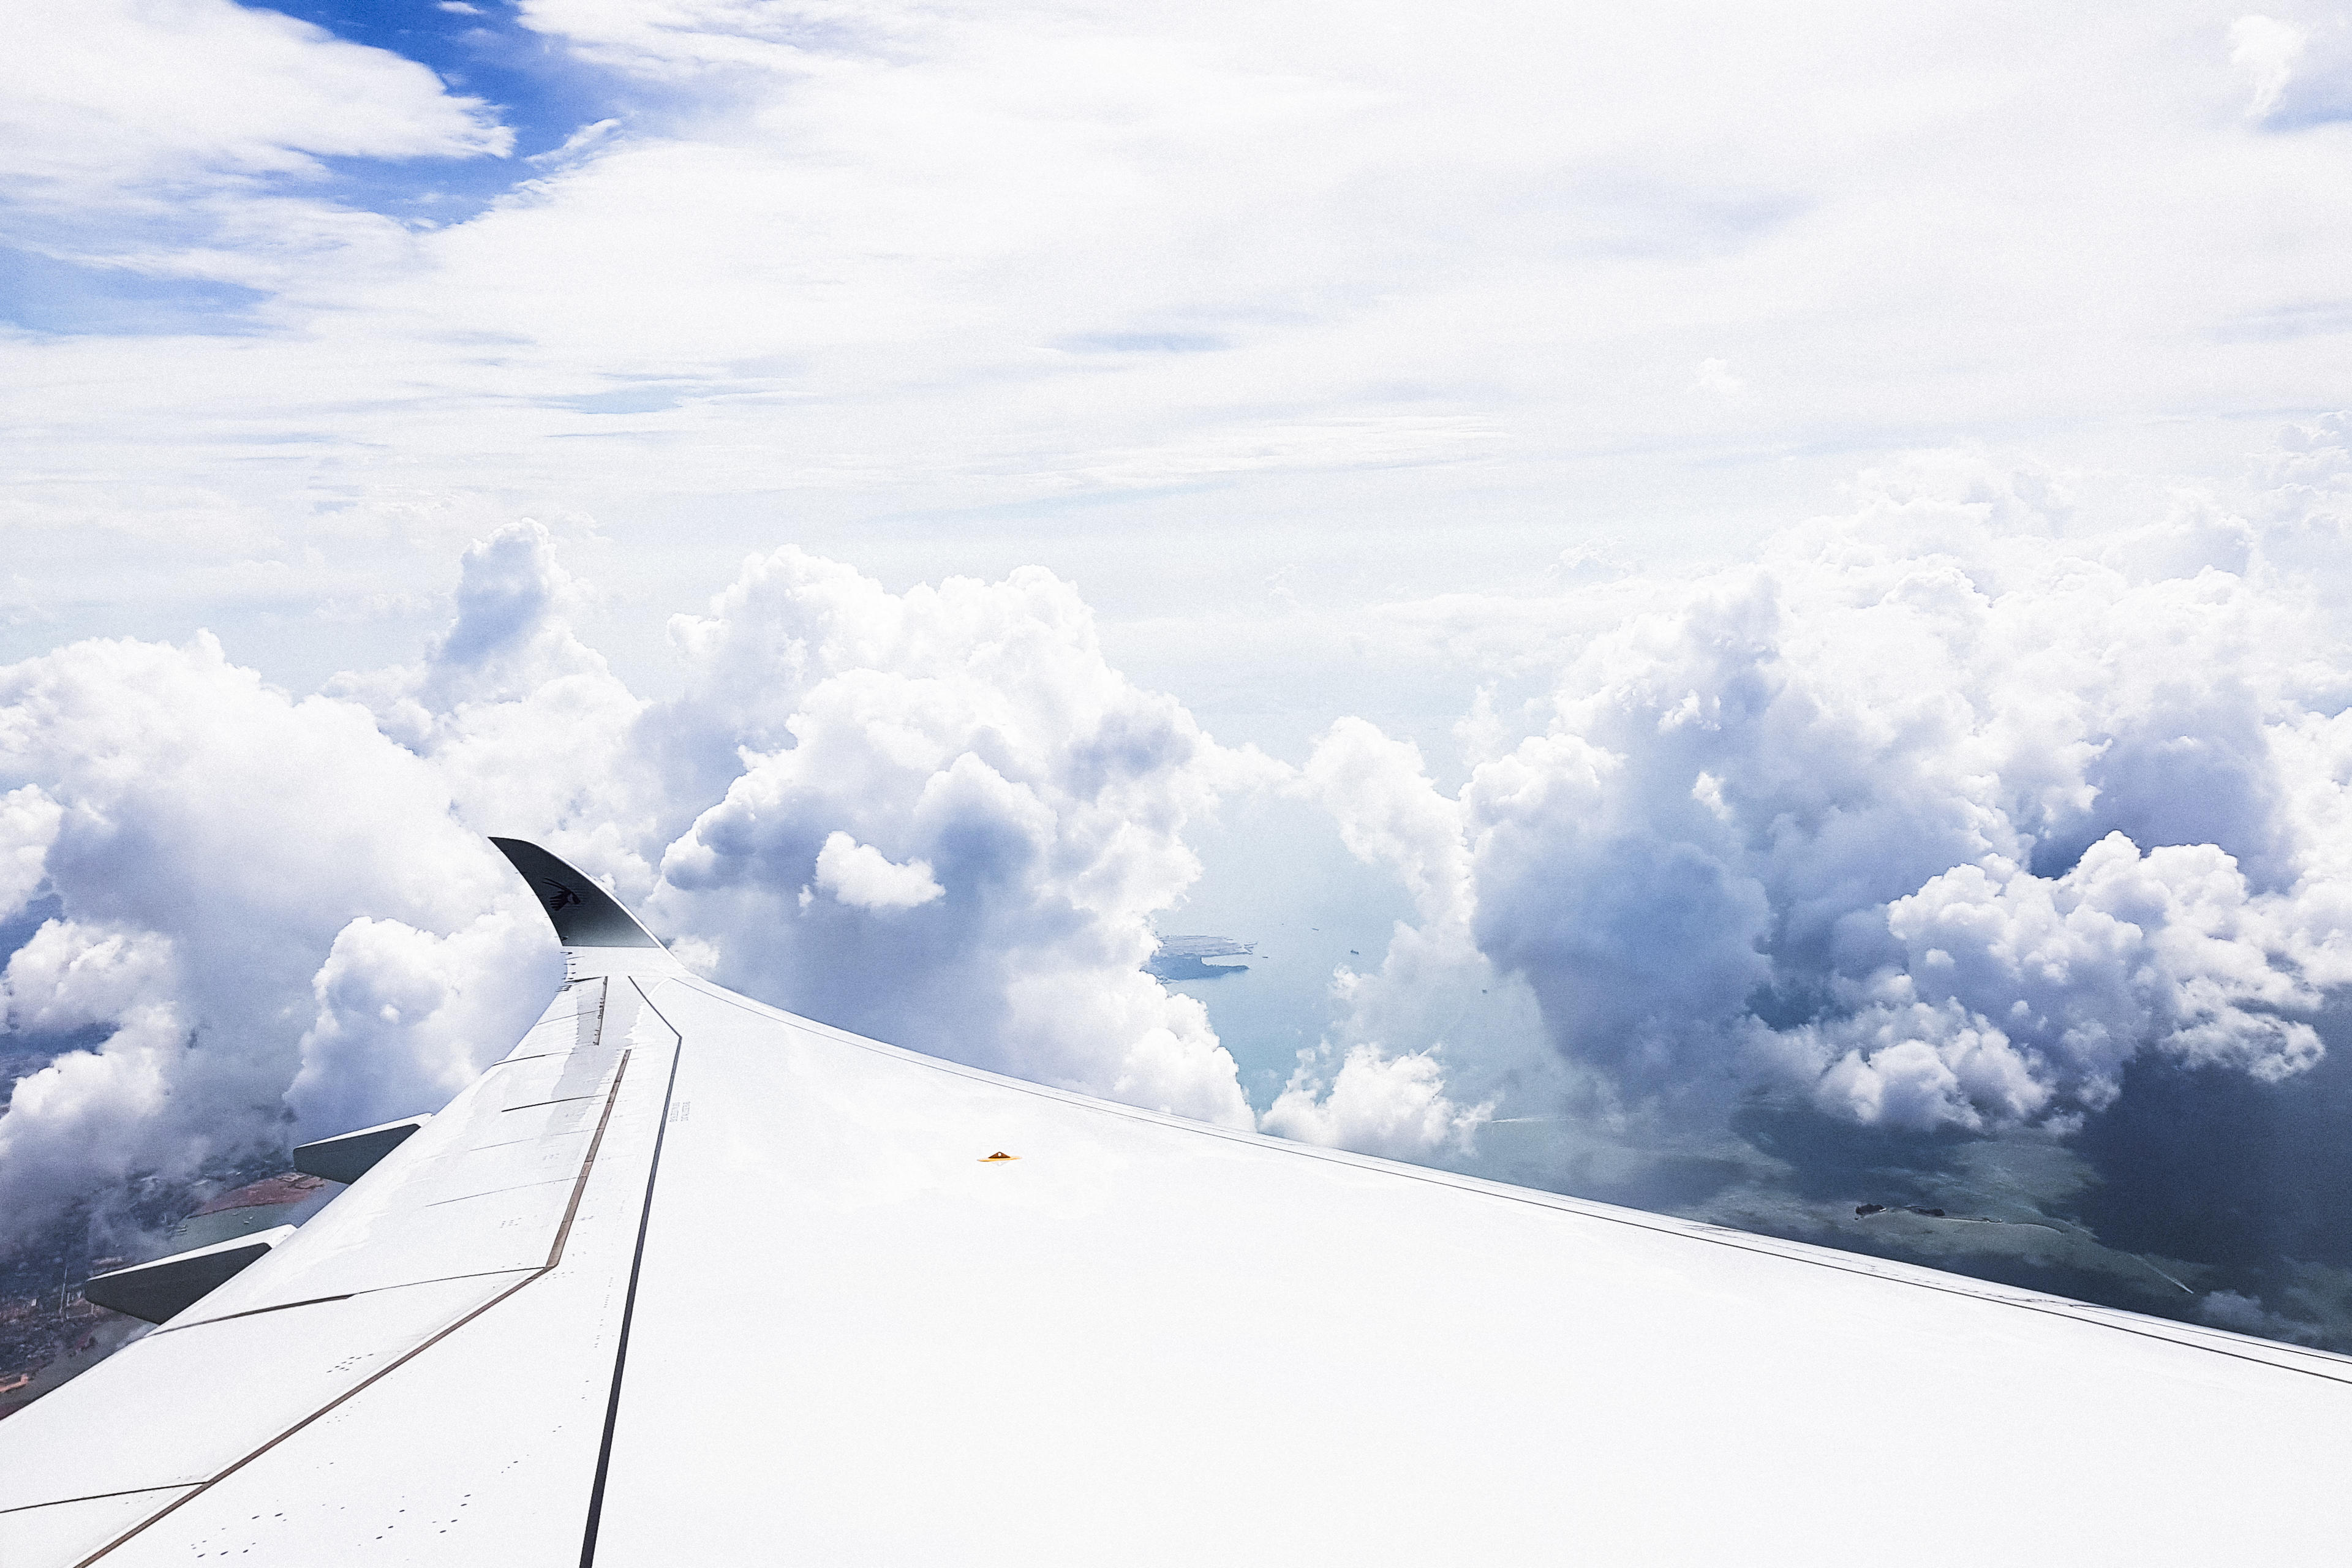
[0,527,1267,1262]
[6,431,2352,1344]
[0,633,552,1254]
[651,547,1264,1125]
[1269,434,2352,1334]
[1415,451,2346,1137]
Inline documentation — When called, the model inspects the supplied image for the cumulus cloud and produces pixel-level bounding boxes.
[1305,719,1472,928]
[0,631,557,1254]
[1263,1042,1493,1158]
[8,437,2352,1348]
[1268,438,2352,1218]
[0,785,62,919]
[1852,835,2318,1112]
[1270,720,1545,1163]
[0,526,1293,1268]
[328,520,659,891]
[288,913,555,1140]
[813,833,944,911]
[654,547,1269,1125]
[1219,436,2352,1340]
[342,529,1272,1126]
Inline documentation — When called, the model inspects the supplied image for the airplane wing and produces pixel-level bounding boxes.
[3,839,2350,1564]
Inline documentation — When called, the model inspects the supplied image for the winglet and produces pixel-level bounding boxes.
[490,837,664,949]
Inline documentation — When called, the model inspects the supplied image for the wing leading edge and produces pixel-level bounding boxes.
[3,840,2350,1565]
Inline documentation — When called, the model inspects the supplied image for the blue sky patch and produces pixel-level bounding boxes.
[262,0,630,222]
[0,247,271,337]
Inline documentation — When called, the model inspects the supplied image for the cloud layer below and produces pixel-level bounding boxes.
[7,427,2352,1340]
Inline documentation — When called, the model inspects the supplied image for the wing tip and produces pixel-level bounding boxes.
[489,837,665,950]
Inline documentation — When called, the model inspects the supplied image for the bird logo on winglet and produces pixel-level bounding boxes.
[533,876,584,918]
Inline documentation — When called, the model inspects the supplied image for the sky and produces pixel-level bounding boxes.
[7,0,2352,1349]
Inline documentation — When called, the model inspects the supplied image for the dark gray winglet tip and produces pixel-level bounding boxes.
[490,837,663,949]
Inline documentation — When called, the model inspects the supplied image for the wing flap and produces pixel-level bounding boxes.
[81,1226,296,1324]
[0,1273,528,1514]
[172,982,625,1318]
[61,986,682,1566]
[0,962,677,1559]
[292,1115,429,1185]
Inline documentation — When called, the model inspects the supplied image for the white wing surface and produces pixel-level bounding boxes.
[3,840,2349,1565]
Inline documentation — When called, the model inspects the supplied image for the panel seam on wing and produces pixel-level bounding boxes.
[70,981,640,1566]
[666,978,2352,1389]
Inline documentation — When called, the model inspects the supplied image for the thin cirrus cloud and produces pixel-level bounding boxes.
[0,0,514,321]
[9,1,2352,663]
[0,0,510,194]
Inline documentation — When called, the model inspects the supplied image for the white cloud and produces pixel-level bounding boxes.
[1273,717,1555,1160]
[4,920,180,1039]
[528,118,622,165]
[1301,720,1471,927]
[331,529,1278,1128]
[11,0,2352,652]
[6,445,2352,1340]
[0,531,1294,1252]
[655,547,1270,1124]
[288,911,552,1139]
[327,520,658,891]
[0,0,510,362]
[1302,445,2352,1145]
[511,0,795,76]
[1,923,192,1235]
[0,785,62,920]
[813,831,943,910]
[1263,1042,1493,1158]
[1693,358,1743,396]
[0,631,557,1250]
[0,0,508,199]
[328,529,1273,1126]
[1749,827,2332,1133]
[2231,15,2305,118]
